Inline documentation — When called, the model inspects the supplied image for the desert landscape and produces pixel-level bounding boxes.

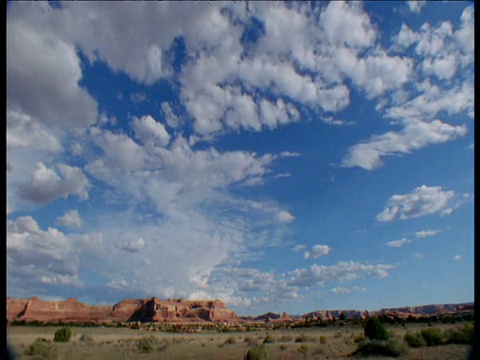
[6,297,474,359]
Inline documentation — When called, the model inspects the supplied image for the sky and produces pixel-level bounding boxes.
[6,1,474,316]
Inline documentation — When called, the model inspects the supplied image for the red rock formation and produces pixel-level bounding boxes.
[7,296,238,324]
[7,297,111,323]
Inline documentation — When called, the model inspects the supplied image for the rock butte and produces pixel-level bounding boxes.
[6,296,473,325]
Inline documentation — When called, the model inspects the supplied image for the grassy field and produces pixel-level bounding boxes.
[7,322,473,359]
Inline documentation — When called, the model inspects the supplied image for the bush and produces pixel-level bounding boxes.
[404,332,426,348]
[263,333,275,344]
[79,333,95,343]
[295,333,313,343]
[445,324,474,344]
[25,338,50,356]
[224,336,236,345]
[298,344,309,357]
[245,345,267,360]
[364,317,390,341]
[54,327,72,342]
[353,334,364,343]
[351,339,408,357]
[420,328,445,346]
[138,335,159,353]
[319,335,327,344]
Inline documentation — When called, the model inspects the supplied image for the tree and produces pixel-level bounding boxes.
[364,317,390,341]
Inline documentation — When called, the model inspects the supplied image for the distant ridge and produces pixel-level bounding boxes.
[6,296,474,325]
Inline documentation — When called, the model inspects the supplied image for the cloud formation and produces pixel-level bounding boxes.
[377,185,455,222]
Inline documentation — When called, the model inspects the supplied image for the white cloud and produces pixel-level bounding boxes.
[133,115,171,148]
[304,245,332,259]
[407,1,426,14]
[7,216,82,294]
[161,102,181,129]
[7,110,62,153]
[377,185,455,222]
[386,237,410,248]
[320,1,376,49]
[119,238,146,253]
[293,245,307,252]
[422,55,457,80]
[332,285,367,294]
[415,229,440,238]
[7,5,97,129]
[17,162,90,205]
[453,255,462,261]
[342,118,467,170]
[274,210,295,223]
[56,210,82,228]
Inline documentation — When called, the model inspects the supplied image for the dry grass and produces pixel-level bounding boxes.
[7,322,473,359]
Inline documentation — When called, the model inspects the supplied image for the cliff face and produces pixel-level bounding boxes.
[7,297,112,323]
[6,297,238,324]
[6,297,473,324]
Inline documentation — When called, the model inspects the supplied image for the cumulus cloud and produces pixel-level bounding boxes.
[386,237,410,248]
[7,110,62,152]
[415,229,440,238]
[342,119,467,170]
[133,115,171,148]
[17,163,90,205]
[7,5,98,129]
[407,1,426,14]
[56,210,82,228]
[332,285,367,294]
[119,238,146,253]
[376,185,455,222]
[304,245,332,259]
[7,216,82,294]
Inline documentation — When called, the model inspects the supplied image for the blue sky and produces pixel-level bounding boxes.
[6,1,474,316]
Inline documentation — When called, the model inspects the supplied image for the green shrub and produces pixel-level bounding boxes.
[319,335,327,344]
[54,327,72,342]
[25,338,50,356]
[353,334,364,343]
[224,336,236,345]
[404,331,426,348]
[138,335,159,353]
[295,333,313,342]
[364,317,390,341]
[420,328,445,346]
[263,333,275,344]
[298,344,309,357]
[445,324,474,344]
[245,345,267,360]
[351,339,408,357]
[79,333,95,343]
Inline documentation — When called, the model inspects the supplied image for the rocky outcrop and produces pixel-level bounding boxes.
[6,296,238,324]
[7,297,112,323]
[6,297,473,325]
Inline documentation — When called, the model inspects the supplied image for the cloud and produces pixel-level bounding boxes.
[376,185,455,222]
[415,229,440,238]
[407,1,426,14]
[453,255,462,261]
[342,119,467,170]
[119,238,146,253]
[293,245,307,252]
[56,210,82,228]
[332,285,367,294]
[7,5,98,130]
[17,162,90,205]
[304,245,332,259]
[7,216,83,294]
[386,237,410,248]
[7,110,62,153]
[133,115,171,148]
